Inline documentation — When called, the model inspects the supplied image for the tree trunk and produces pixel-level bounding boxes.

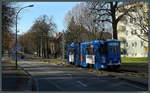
[112,23,118,39]
[47,39,49,58]
[111,2,118,39]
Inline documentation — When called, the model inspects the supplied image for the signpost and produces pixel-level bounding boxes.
[14,43,20,52]
[13,43,20,69]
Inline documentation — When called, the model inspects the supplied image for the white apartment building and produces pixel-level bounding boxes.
[117,2,148,57]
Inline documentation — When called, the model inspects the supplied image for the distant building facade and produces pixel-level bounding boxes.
[48,32,63,58]
[117,2,148,57]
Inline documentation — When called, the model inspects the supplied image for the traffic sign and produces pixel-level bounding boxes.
[13,43,20,52]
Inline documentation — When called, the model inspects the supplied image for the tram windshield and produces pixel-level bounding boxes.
[69,48,74,55]
[86,45,94,55]
[108,42,120,56]
[99,44,105,55]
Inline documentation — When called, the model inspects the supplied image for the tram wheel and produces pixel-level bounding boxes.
[88,64,94,68]
[114,65,120,69]
[107,65,120,71]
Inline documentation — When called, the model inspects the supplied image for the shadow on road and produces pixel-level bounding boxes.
[2,57,30,91]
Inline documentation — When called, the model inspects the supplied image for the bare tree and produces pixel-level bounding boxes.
[18,15,57,58]
[64,3,104,40]
[65,16,90,43]
[127,2,148,42]
[86,1,139,39]
[2,2,16,52]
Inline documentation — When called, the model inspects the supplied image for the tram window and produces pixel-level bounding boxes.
[108,43,120,56]
[100,44,105,55]
[86,45,94,55]
[105,43,108,54]
[69,48,74,55]
[114,46,119,56]
[110,46,114,56]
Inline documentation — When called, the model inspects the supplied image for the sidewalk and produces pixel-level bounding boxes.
[2,57,31,91]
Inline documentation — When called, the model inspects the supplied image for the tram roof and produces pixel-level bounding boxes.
[106,39,120,42]
[81,40,104,44]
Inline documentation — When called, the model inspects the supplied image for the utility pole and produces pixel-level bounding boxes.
[40,36,42,58]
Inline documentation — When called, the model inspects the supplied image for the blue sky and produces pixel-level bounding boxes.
[15,2,80,34]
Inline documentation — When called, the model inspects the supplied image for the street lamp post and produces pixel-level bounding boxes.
[62,31,65,62]
[15,5,34,69]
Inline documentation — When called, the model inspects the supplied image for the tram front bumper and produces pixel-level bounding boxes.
[107,60,121,66]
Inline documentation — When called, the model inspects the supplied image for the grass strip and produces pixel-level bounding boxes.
[121,57,148,63]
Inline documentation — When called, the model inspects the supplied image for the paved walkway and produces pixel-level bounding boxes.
[2,57,30,91]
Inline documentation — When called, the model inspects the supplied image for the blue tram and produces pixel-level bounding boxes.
[80,40,107,69]
[66,43,80,66]
[66,39,121,69]
[105,39,121,68]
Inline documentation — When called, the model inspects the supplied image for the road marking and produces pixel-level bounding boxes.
[47,80,64,90]
[126,82,147,90]
[77,81,87,87]
[67,74,72,78]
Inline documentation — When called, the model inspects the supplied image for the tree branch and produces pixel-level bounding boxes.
[135,34,148,42]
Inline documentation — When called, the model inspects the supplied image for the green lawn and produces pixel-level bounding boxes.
[121,57,148,63]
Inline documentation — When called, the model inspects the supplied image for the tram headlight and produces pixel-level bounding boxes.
[109,60,112,64]
[118,60,121,64]
[101,65,104,68]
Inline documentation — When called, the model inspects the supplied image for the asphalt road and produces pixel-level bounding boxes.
[18,59,147,91]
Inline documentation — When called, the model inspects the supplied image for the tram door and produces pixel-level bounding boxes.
[69,47,75,64]
[85,45,95,64]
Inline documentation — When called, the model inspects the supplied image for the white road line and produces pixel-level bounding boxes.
[77,81,87,87]
[67,74,72,78]
[47,80,64,90]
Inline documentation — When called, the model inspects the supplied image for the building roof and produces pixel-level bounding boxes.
[55,32,63,40]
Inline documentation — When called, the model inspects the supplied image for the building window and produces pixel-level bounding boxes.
[131,30,136,35]
[133,18,136,23]
[144,46,148,51]
[131,31,133,35]
[122,26,126,32]
[132,43,134,47]
[141,41,144,47]
[141,30,144,34]
[124,19,127,24]
[126,31,128,35]
[134,42,137,47]
[130,17,133,23]
[134,30,136,34]
[126,43,128,47]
